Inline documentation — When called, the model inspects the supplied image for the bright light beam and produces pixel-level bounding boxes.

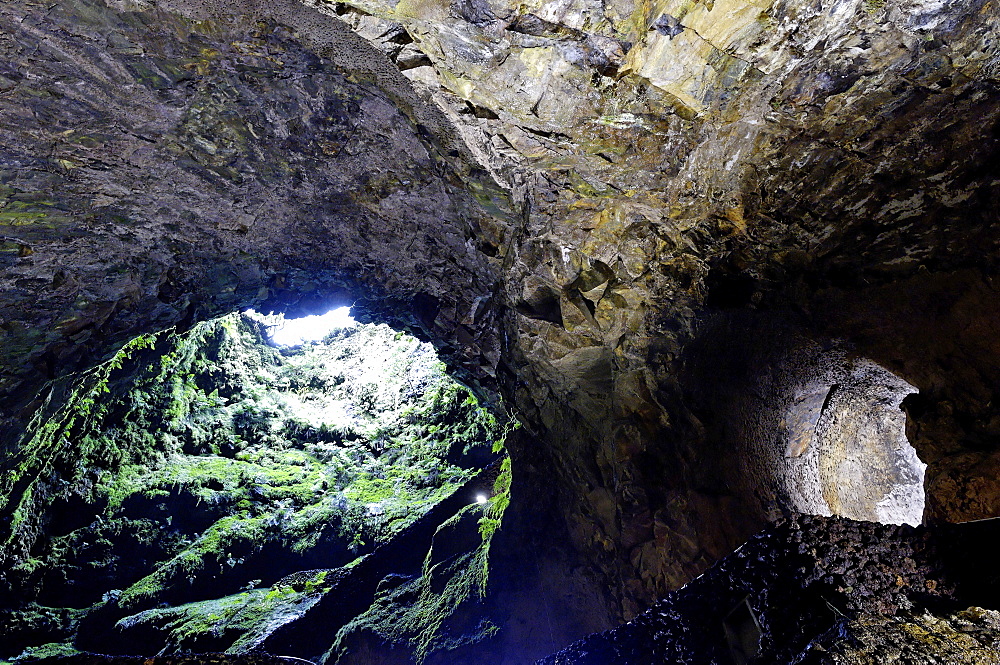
[266,306,356,346]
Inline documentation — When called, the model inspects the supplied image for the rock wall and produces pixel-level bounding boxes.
[0,0,511,448]
[681,313,926,529]
[331,0,1000,614]
[540,515,1000,664]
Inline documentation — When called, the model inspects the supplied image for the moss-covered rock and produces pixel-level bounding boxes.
[0,605,85,660]
[11,642,80,664]
[330,505,497,665]
[0,313,503,659]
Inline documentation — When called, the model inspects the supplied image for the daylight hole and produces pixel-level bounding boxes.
[245,305,356,346]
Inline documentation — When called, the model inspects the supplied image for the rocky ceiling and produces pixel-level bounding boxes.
[2,0,1000,623]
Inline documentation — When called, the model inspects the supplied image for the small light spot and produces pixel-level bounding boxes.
[475,493,489,505]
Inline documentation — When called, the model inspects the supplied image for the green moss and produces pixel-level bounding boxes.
[0,604,85,659]
[331,446,515,663]
[3,313,506,654]
[118,569,338,653]
[331,505,501,664]
[1,329,167,560]
[476,455,512,591]
[303,570,330,593]
[118,590,270,650]
[12,642,80,663]
[119,514,272,606]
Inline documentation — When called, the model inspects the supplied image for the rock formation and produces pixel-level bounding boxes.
[3,0,1000,661]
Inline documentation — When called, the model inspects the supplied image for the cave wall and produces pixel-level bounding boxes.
[0,0,512,448]
[373,0,1000,614]
[541,515,1000,664]
[2,0,1000,629]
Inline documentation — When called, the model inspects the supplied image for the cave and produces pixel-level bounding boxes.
[2,0,1000,663]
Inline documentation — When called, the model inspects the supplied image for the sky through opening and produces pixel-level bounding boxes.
[245,306,356,346]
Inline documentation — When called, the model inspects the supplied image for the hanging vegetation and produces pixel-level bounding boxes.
[0,313,506,661]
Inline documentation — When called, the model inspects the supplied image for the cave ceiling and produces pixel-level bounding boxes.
[2,0,1000,618]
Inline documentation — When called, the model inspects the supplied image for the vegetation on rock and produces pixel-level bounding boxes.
[0,313,504,660]
[331,505,497,664]
[330,442,516,664]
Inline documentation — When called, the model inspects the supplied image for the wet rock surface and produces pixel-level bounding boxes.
[539,514,1000,664]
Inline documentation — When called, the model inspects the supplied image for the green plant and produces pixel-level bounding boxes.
[302,570,329,593]
[2,313,508,656]
[476,455,512,592]
[11,642,80,663]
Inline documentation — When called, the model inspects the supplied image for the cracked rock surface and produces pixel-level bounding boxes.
[540,515,1000,664]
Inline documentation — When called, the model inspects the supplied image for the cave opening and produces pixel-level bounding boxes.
[682,315,928,533]
[0,305,514,662]
[781,357,926,527]
[249,306,358,347]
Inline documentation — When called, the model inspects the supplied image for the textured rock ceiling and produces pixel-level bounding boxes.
[2,0,1000,620]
